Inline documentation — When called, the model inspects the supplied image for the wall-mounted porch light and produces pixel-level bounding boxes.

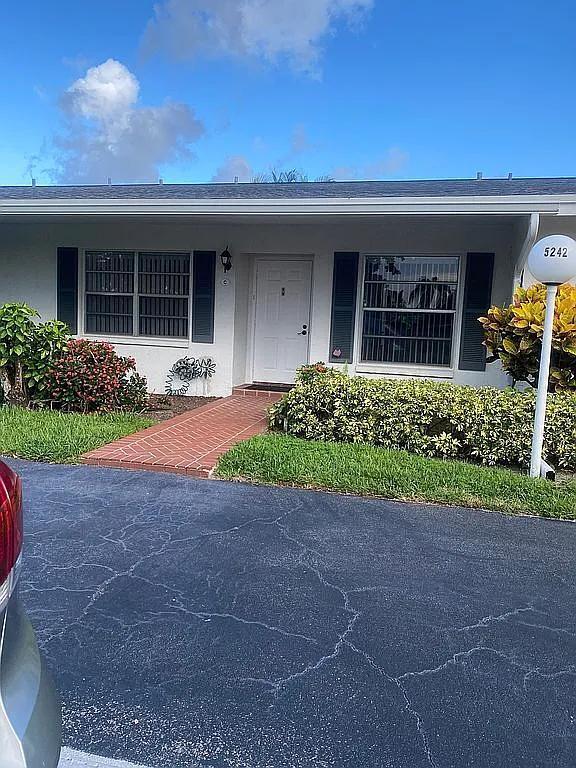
[220,248,232,272]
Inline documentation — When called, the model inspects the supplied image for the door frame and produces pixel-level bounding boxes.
[247,254,315,384]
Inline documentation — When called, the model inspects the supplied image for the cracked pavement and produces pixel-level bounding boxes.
[9,459,576,768]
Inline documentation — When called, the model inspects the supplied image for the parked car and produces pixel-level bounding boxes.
[0,460,61,767]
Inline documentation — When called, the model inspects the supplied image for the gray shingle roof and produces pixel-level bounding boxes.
[1,177,576,201]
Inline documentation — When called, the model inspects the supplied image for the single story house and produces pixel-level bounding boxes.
[0,177,575,397]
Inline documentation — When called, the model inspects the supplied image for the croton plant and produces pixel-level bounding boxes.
[479,283,576,391]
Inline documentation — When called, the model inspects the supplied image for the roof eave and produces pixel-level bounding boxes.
[0,194,573,216]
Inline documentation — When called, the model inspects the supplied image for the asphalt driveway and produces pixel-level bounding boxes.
[11,459,576,768]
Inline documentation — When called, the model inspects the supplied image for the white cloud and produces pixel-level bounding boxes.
[212,125,316,183]
[212,155,253,182]
[364,147,410,177]
[333,147,410,180]
[33,84,49,102]
[290,124,314,155]
[64,59,139,124]
[53,59,204,184]
[143,0,373,74]
[274,124,317,167]
[331,165,356,179]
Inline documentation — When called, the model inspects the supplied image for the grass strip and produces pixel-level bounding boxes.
[216,433,576,519]
[0,407,153,463]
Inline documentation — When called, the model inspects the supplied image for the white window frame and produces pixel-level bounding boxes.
[78,249,192,348]
[353,252,466,378]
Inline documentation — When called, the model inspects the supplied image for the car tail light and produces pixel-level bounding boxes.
[0,462,23,609]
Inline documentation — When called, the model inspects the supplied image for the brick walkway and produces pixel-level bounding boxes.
[81,390,282,477]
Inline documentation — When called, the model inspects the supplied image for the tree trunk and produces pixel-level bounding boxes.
[1,362,28,407]
[0,369,11,401]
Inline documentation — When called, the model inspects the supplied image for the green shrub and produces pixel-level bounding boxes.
[295,361,330,384]
[0,303,70,405]
[269,369,576,470]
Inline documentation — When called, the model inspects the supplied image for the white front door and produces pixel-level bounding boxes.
[253,259,312,383]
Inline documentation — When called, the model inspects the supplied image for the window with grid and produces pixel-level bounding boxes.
[85,251,135,335]
[85,251,190,338]
[361,255,460,367]
[138,253,190,337]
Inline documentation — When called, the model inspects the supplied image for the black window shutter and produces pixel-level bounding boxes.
[192,251,216,343]
[458,252,495,371]
[329,252,359,363]
[57,247,78,334]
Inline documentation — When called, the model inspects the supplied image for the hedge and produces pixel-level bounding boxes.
[269,371,576,470]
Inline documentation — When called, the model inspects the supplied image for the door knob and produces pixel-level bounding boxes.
[298,324,308,336]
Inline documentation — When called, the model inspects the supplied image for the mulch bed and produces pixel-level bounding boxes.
[144,394,219,422]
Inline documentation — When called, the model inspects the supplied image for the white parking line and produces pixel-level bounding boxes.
[59,747,151,768]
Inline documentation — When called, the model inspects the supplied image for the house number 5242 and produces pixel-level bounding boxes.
[543,246,568,258]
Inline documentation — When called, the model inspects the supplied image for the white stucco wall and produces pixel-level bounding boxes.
[219,215,516,389]
[0,218,236,396]
[0,214,520,395]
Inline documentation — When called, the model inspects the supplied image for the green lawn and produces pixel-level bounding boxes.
[216,433,576,519]
[0,407,154,463]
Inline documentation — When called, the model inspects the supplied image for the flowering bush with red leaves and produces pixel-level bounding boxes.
[46,339,148,412]
[295,361,330,384]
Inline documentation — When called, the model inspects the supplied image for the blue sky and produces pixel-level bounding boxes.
[1,0,576,185]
